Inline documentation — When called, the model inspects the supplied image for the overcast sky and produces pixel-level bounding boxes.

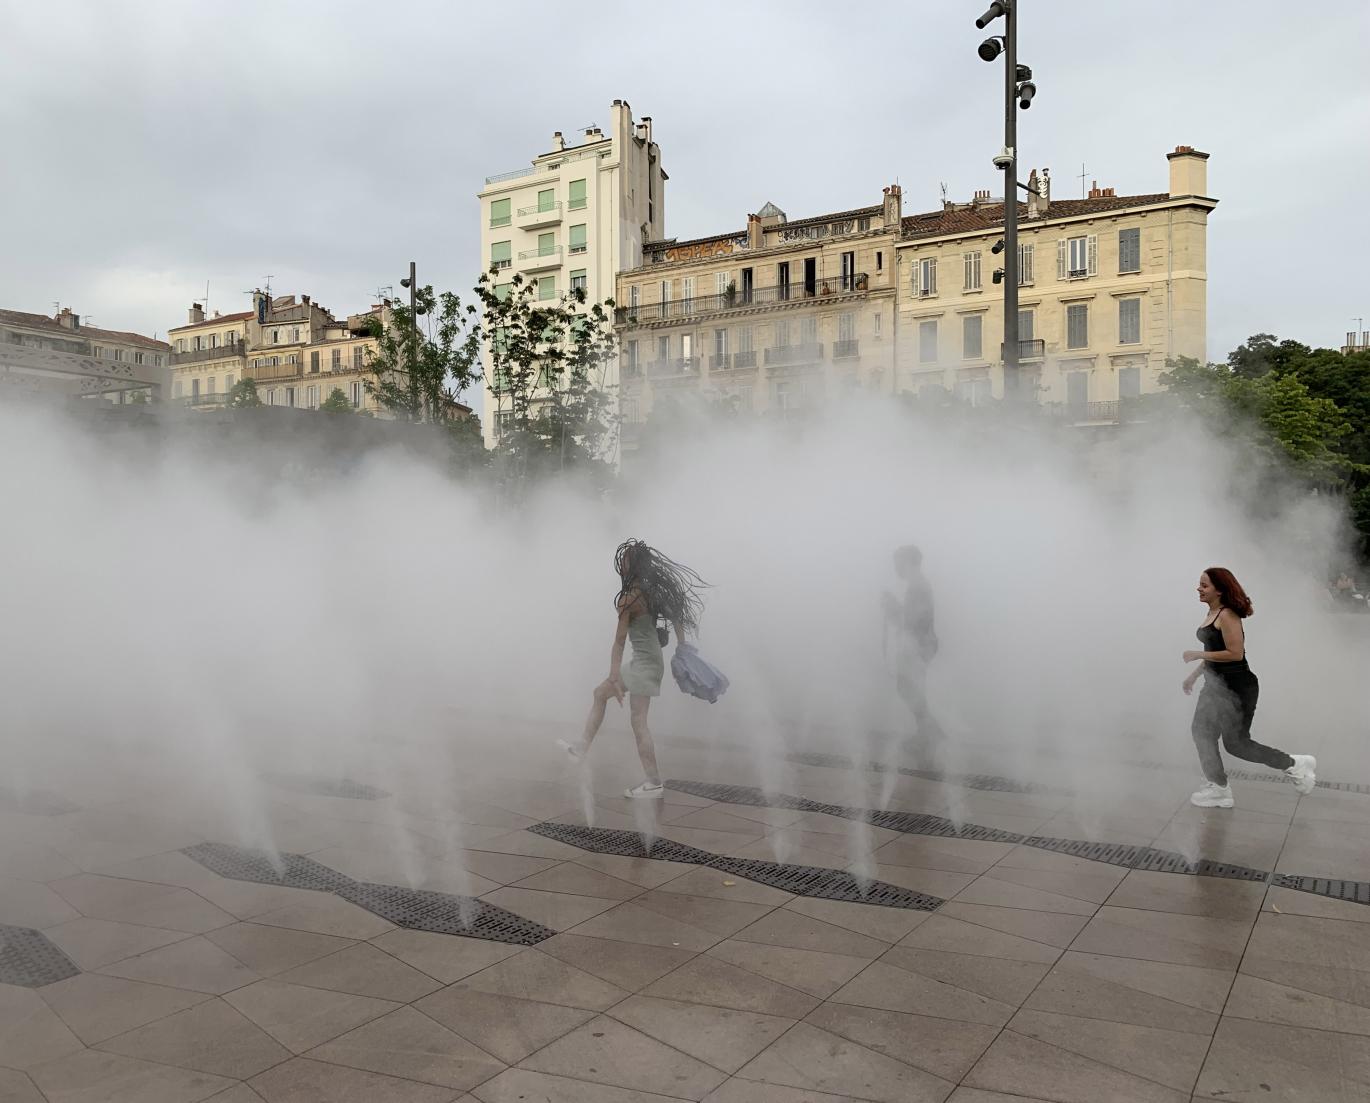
[3,0,1367,360]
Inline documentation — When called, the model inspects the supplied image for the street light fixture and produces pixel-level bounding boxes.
[972,0,1038,399]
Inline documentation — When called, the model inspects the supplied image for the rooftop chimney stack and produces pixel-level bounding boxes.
[1167,145,1210,198]
[1026,168,1041,218]
[55,306,79,330]
[882,184,902,227]
[552,130,565,151]
[189,303,204,325]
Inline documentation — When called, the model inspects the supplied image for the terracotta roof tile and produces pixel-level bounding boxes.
[167,310,254,333]
[900,193,1174,238]
[0,308,169,350]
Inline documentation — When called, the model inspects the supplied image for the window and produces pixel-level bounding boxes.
[659,280,669,307]
[207,376,216,395]
[114,348,124,361]
[538,231,556,256]
[490,198,511,227]
[964,251,982,291]
[1059,234,1098,279]
[570,269,587,293]
[876,251,883,272]
[286,386,296,408]
[956,377,992,407]
[225,374,234,390]
[1018,309,1035,341]
[1067,303,1089,349]
[629,285,640,311]
[626,339,639,369]
[331,348,341,369]
[777,262,791,300]
[738,327,754,353]
[227,331,237,345]
[353,346,364,370]
[919,319,938,363]
[776,319,791,347]
[838,312,856,342]
[134,351,145,364]
[291,327,299,343]
[208,333,217,349]
[840,251,856,290]
[192,336,202,351]
[963,315,983,359]
[713,328,728,358]
[1119,228,1141,274]
[874,312,882,337]
[173,380,183,398]
[1119,298,1141,344]
[351,381,362,407]
[490,240,511,271]
[538,276,556,300]
[1067,371,1088,410]
[1119,365,1142,398]
[175,339,185,353]
[569,224,587,254]
[537,187,555,213]
[310,350,320,372]
[493,282,512,301]
[681,333,694,365]
[801,315,817,347]
[272,329,281,344]
[568,178,586,210]
[657,335,670,362]
[682,276,694,311]
[715,271,729,297]
[916,257,937,297]
[307,385,318,408]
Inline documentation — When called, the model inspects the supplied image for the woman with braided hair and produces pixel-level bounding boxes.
[558,540,709,798]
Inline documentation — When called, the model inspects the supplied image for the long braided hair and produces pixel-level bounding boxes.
[614,539,708,636]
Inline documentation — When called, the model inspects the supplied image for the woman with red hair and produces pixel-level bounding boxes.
[1182,567,1316,808]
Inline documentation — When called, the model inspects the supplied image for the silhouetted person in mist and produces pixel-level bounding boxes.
[1183,566,1316,808]
[558,540,708,799]
[884,544,945,752]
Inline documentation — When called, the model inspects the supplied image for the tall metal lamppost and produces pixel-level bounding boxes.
[399,260,427,418]
[975,2,1037,400]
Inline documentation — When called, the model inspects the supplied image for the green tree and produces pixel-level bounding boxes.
[319,387,353,414]
[227,378,263,408]
[476,269,619,489]
[366,290,481,423]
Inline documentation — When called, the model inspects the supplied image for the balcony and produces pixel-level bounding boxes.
[764,343,823,367]
[647,358,699,378]
[490,258,512,273]
[709,353,731,371]
[621,361,642,379]
[244,360,304,382]
[1001,339,1046,362]
[518,245,563,273]
[179,393,230,407]
[616,273,870,327]
[170,344,245,366]
[833,339,860,360]
[732,350,758,370]
[517,201,562,230]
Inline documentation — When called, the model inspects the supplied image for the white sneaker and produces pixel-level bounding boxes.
[1286,754,1317,795]
[555,739,584,763]
[1190,781,1234,808]
[625,781,664,800]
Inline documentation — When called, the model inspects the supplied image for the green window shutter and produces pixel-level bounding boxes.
[490,198,510,227]
[538,232,555,256]
[490,240,511,270]
[570,224,587,253]
[568,179,587,209]
[538,188,555,212]
[494,283,512,302]
[538,276,556,300]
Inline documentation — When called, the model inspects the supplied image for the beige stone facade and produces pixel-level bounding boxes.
[615,186,905,447]
[0,307,169,402]
[167,294,389,414]
[897,146,1215,419]
[614,145,1215,438]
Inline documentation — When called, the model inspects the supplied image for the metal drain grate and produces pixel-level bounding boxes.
[0,788,80,816]
[864,809,1026,843]
[0,925,81,988]
[1131,848,1270,881]
[182,842,356,893]
[527,822,713,865]
[337,883,555,944]
[1022,837,1151,869]
[528,823,943,911]
[1270,874,1370,905]
[1227,769,1370,796]
[261,773,391,801]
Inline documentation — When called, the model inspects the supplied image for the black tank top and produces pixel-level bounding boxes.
[1197,612,1251,681]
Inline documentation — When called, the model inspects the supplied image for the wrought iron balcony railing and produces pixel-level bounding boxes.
[616,274,870,326]
[170,344,245,365]
[764,343,823,366]
[1001,338,1046,361]
[833,339,860,360]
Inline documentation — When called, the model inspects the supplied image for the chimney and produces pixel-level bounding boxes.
[641,116,653,144]
[55,306,79,330]
[1088,180,1103,199]
[1167,145,1209,198]
[1026,168,1041,218]
[747,212,763,250]
[302,294,310,305]
[189,303,204,325]
[552,130,565,151]
[882,184,902,228]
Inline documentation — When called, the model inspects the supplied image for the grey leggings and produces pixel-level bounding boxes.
[1191,672,1294,786]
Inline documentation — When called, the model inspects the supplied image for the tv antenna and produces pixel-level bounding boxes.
[193,280,210,315]
[373,284,395,304]
[1078,162,1088,198]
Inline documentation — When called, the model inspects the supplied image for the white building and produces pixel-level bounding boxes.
[477,99,665,446]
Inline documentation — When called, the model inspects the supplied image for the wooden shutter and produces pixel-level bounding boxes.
[1087,234,1098,276]
[1057,239,1068,279]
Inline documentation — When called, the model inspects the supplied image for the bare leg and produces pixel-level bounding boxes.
[629,694,661,785]
[578,680,617,753]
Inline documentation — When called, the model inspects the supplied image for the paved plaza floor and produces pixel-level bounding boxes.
[3,718,1370,1103]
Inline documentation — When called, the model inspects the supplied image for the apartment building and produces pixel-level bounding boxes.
[614,185,905,446]
[0,306,169,401]
[167,293,388,414]
[477,99,665,446]
[897,146,1216,420]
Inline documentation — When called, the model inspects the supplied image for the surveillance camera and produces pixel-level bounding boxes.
[992,150,1013,170]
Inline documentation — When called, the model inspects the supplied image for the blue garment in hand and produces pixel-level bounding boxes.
[671,642,730,703]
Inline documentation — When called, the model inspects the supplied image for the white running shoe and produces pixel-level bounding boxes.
[1286,754,1317,795]
[625,781,665,800]
[1190,781,1235,808]
[555,739,584,763]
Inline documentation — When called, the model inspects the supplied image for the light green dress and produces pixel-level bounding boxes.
[622,613,665,697]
